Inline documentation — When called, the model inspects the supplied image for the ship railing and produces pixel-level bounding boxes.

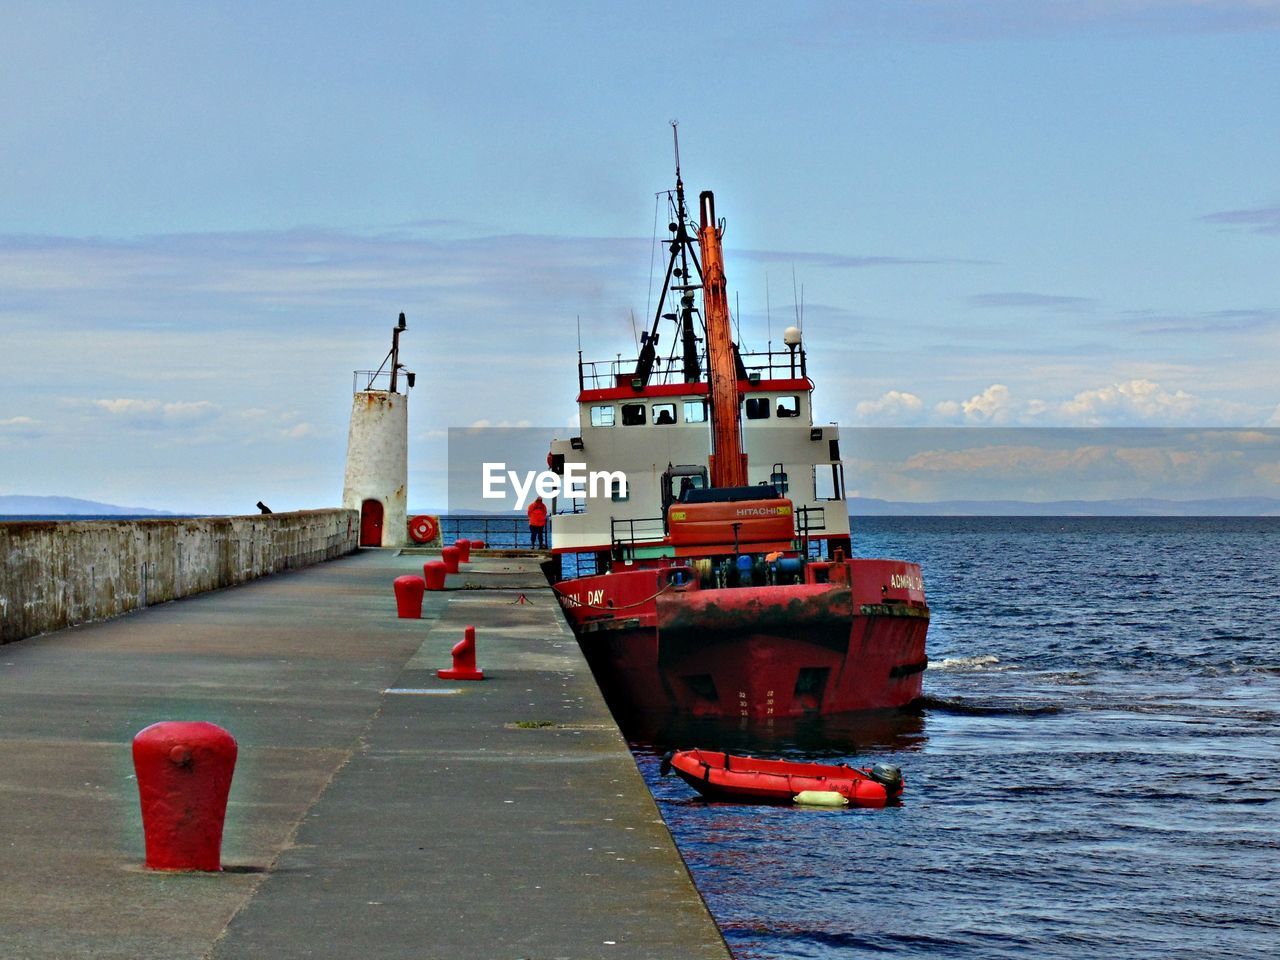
[795,507,858,561]
[606,508,826,555]
[796,505,827,560]
[438,516,550,551]
[352,369,405,394]
[578,345,809,391]
[739,348,808,383]
[796,505,827,535]
[609,516,668,561]
[610,516,667,547]
[579,357,696,391]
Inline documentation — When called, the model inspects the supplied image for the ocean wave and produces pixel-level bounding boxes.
[918,695,1064,717]
[929,654,1013,672]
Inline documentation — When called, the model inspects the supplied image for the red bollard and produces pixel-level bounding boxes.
[454,538,471,563]
[437,625,485,681]
[423,561,447,591]
[132,721,238,871]
[393,575,426,618]
[469,539,486,551]
[441,545,461,574]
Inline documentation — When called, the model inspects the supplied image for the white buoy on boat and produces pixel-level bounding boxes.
[793,790,848,807]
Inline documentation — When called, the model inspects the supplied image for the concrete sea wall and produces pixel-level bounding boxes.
[0,509,359,644]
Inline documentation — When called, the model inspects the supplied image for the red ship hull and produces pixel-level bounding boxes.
[555,558,928,721]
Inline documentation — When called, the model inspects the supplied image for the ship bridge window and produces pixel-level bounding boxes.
[683,400,707,423]
[653,403,676,425]
[621,403,646,426]
[590,405,615,427]
[610,477,628,502]
[745,397,770,420]
[776,395,800,418]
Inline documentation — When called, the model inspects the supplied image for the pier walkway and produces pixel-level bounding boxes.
[0,549,729,960]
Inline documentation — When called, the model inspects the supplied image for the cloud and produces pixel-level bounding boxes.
[0,415,44,445]
[1123,307,1280,336]
[934,384,1018,423]
[281,422,314,439]
[934,400,961,418]
[0,227,653,328]
[733,249,977,270]
[846,428,1280,501]
[967,292,1096,311]
[1060,378,1197,424]
[1200,205,1280,235]
[466,418,531,429]
[899,443,1110,479]
[855,390,925,423]
[964,384,1016,422]
[926,379,1267,427]
[895,440,1250,488]
[91,398,220,428]
[94,398,163,415]
[803,1,1280,42]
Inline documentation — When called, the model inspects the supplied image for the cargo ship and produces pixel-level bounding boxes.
[548,138,928,722]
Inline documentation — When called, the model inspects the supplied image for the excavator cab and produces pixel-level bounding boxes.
[660,464,709,528]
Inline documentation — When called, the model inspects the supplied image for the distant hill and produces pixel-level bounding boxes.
[849,496,1280,517]
[0,495,172,517]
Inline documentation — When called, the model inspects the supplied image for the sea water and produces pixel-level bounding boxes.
[627,518,1280,960]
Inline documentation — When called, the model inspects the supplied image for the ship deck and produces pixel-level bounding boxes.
[0,549,728,959]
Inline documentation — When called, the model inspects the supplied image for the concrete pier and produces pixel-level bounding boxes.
[0,549,729,959]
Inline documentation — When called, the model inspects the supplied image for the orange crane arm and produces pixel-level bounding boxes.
[698,190,747,488]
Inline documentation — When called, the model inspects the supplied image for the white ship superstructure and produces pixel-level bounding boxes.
[549,341,849,559]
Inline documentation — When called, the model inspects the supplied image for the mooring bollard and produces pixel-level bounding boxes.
[454,538,471,563]
[423,561,448,591]
[437,625,485,681]
[393,575,426,618]
[132,721,237,871]
[441,545,462,574]
[469,539,486,551]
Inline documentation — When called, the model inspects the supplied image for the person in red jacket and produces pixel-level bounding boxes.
[527,495,548,549]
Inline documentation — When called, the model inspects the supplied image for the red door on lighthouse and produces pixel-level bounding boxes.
[359,499,384,546]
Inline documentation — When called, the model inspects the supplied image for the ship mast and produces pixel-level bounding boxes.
[636,122,703,387]
[698,189,747,488]
[672,129,702,383]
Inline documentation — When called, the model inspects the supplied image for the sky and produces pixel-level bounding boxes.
[1,1,1278,513]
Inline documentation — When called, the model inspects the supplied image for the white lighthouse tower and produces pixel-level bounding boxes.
[342,313,415,547]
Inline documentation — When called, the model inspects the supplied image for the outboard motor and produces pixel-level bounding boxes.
[868,762,904,795]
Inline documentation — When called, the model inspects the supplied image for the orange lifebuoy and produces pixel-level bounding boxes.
[408,514,439,544]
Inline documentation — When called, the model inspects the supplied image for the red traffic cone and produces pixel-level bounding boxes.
[438,625,485,681]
